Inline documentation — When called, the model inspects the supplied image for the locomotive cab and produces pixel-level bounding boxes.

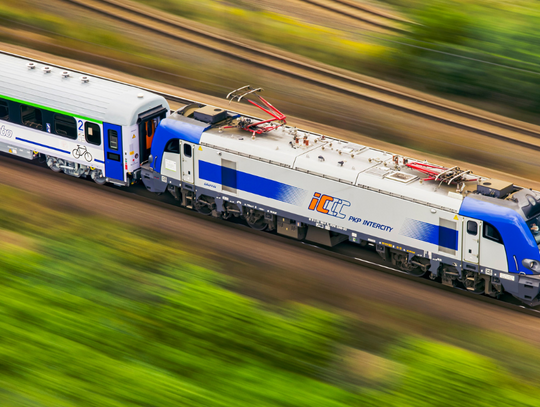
[460,189,540,306]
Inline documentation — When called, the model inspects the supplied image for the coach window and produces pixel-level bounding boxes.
[0,100,8,121]
[467,220,478,236]
[483,222,502,244]
[54,114,77,139]
[108,129,118,150]
[183,143,192,158]
[21,105,43,130]
[85,122,101,145]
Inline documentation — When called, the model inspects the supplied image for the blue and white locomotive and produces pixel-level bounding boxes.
[141,87,540,306]
[2,52,540,306]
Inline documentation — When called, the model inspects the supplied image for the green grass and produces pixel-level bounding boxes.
[2,184,540,405]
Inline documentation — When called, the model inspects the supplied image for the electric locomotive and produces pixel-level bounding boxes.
[141,86,540,306]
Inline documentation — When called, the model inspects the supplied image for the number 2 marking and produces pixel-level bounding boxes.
[78,120,83,132]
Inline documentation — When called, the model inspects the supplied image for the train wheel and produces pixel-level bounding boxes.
[91,169,106,185]
[194,195,214,215]
[244,209,267,231]
[46,156,62,172]
[463,271,485,294]
[392,252,426,277]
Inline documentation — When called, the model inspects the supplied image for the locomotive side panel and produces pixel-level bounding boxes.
[195,144,463,266]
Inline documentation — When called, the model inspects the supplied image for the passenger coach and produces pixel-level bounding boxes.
[0,53,169,185]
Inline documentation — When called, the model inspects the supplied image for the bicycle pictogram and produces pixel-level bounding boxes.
[72,145,93,162]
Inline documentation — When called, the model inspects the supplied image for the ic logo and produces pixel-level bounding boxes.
[308,192,351,219]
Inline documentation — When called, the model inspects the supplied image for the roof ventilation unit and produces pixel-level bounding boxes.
[477,179,513,198]
[61,71,70,78]
[43,66,51,73]
[80,76,90,83]
[193,106,228,124]
[27,62,35,69]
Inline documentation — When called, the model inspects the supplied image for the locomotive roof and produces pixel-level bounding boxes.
[0,53,168,126]
[194,111,480,213]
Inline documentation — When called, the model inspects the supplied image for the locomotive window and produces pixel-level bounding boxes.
[183,143,192,158]
[483,222,502,244]
[108,129,118,151]
[165,139,179,154]
[85,122,101,146]
[0,100,8,121]
[21,105,43,130]
[54,114,77,139]
[467,220,478,236]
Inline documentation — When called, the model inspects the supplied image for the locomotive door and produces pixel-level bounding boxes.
[463,218,482,264]
[181,141,194,183]
[138,107,168,164]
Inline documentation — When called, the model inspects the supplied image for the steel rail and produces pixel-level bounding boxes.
[324,0,415,24]
[55,0,540,152]
[293,0,408,32]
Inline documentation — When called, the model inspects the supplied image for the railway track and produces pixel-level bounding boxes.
[2,150,539,318]
[324,0,415,24]
[59,0,540,153]
[293,0,410,32]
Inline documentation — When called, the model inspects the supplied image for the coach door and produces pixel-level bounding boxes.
[138,106,168,163]
[181,141,194,183]
[463,218,482,264]
[103,123,123,181]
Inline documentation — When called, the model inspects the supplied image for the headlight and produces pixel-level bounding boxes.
[522,259,540,274]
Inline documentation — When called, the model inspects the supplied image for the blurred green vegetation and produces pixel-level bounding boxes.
[4,0,540,120]
[388,0,540,113]
[136,0,540,117]
[2,185,540,405]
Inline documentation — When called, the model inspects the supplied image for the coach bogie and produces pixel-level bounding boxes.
[46,155,91,178]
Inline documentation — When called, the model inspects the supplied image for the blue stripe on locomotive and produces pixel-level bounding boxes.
[400,219,458,250]
[199,160,307,206]
[459,196,539,274]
